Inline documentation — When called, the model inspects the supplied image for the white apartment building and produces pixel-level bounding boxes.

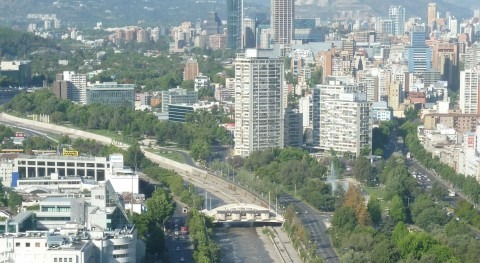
[63,71,87,104]
[378,68,392,101]
[460,67,480,114]
[298,94,312,130]
[0,158,14,187]
[371,101,392,121]
[194,73,210,91]
[315,82,372,157]
[358,74,379,102]
[463,43,480,70]
[234,49,284,157]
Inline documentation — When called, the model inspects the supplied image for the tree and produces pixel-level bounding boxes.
[198,87,214,99]
[343,186,371,226]
[190,140,211,161]
[414,207,448,230]
[392,222,409,245]
[367,196,382,225]
[181,80,194,90]
[397,232,437,260]
[354,155,374,185]
[7,191,23,213]
[431,181,447,200]
[124,143,145,169]
[389,195,406,223]
[371,238,400,263]
[332,206,357,231]
[145,189,174,225]
[404,108,419,121]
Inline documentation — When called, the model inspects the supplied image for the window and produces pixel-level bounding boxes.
[69,259,72,262]
[25,242,30,247]
[114,244,129,250]
[59,258,62,262]
[35,242,40,247]
[54,259,57,263]
[15,242,20,247]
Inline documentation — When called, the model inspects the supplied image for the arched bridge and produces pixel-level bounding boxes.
[202,203,284,224]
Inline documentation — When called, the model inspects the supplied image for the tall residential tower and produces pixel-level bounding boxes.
[234,49,284,157]
[388,6,406,36]
[271,0,294,45]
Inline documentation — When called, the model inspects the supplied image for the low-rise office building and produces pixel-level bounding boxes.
[12,154,139,194]
[86,82,135,108]
[161,87,198,112]
[13,155,108,181]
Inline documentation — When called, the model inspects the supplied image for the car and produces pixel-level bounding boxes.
[180,257,185,262]
[176,246,180,251]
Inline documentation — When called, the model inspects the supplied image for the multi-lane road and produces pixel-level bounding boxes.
[0,114,338,262]
[278,194,339,263]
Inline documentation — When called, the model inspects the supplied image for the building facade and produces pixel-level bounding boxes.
[271,0,294,45]
[227,0,243,50]
[0,181,144,263]
[460,67,480,114]
[284,108,303,147]
[161,88,198,112]
[86,82,135,108]
[388,6,406,37]
[183,58,199,81]
[405,27,432,73]
[234,49,285,156]
[313,82,372,157]
[14,155,108,181]
[0,60,31,87]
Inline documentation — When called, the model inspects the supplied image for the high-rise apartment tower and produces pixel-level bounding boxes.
[271,0,294,45]
[234,49,284,157]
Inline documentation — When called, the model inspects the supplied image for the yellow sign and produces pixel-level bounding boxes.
[63,149,79,156]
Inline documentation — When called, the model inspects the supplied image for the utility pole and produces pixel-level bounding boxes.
[268,191,271,211]
[205,191,208,210]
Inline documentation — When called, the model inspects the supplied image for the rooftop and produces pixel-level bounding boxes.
[16,154,107,162]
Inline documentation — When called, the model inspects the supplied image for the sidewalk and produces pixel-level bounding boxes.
[271,226,302,263]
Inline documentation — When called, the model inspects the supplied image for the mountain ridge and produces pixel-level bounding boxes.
[0,0,477,28]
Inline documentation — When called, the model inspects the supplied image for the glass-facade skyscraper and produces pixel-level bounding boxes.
[227,0,243,50]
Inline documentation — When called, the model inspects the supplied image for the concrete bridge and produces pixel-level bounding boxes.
[202,203,284,224]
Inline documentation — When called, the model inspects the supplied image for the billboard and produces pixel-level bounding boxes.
[63,148,79,156]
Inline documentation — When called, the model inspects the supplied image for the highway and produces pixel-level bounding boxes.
[0,114,337,262]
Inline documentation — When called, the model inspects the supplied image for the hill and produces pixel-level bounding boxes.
[0,0,268,27]
[0,0,476,28]
[297,0,477,20]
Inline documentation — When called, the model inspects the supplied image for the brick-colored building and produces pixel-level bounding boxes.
[423,113,480,132]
